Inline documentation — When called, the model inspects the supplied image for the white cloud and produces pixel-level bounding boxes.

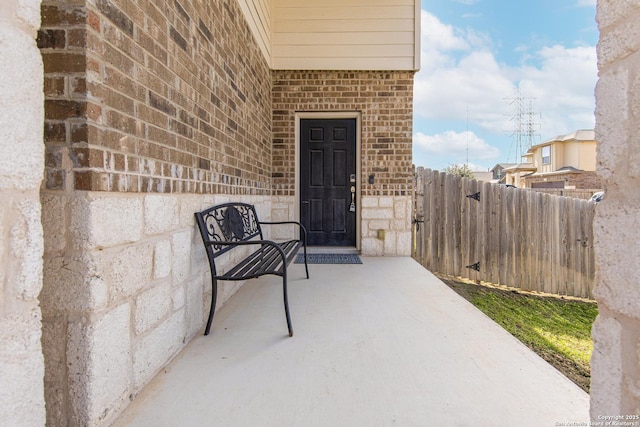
[414,11,597,138]
[420,10,470,72]
[414,131,501,161]
[517,45,597,134]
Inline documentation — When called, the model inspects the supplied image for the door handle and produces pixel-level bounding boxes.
[349,186,356,212]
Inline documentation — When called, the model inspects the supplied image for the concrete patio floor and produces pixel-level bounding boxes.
[114,256,589,427]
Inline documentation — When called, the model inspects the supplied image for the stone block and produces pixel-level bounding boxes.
[394,197,410,218]
[186,276,205,337]
[379,197,394,207]
[392,219,408,231]
[67,303,132,426]
[396,231,413,256]
[70,195,142,249]
[364,219,390,233]
[178,195,203,227]
[361,197,379,208]
[106,243,154,304]
[595,69,629,181]
[42,318,67,426]
[598,20,640,67]
[384,231,397,255]
[597,0,640,29]
[153,239,172,279]
[173,283,186,311]
[0,310,45,426]
[16,0,42,31]
[135,282,172,335]
[590,314,623,418]
[190,231,208,276]
[362,237,383,256]
[8,198,43,300]
[0,204,5,288]
[594,206,640,319]
[42,193,67,254]
[42,254,108,314]
[271,206,290,223]
[133,312,185,391]
[362,207,393,220]
[0,26,44,192]
[172,229,192,284]
[144,195,179,235]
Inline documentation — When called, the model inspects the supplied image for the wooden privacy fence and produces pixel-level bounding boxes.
[413,168,596,299]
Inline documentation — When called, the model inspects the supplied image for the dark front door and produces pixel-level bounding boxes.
[300,118,357,246]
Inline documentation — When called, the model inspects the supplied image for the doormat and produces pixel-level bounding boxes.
[295,253,362,264]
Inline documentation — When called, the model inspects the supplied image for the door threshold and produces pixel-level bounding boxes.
[306,246,359,255]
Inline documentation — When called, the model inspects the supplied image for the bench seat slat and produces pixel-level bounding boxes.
[223,240,301,279]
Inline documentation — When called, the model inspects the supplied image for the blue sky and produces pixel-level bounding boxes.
[413,0,598,171]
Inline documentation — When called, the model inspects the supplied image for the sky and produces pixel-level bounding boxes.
[413,0,599,172]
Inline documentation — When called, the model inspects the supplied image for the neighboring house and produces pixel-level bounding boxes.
[520,130,601,190]
[13,0,421,426]
[471,170,493,182]
[490,163,516,182]
[500,162,537,188]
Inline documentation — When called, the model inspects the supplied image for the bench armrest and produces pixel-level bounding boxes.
[258,221,308,245]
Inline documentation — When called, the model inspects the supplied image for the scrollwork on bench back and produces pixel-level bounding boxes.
[198,203,262,258]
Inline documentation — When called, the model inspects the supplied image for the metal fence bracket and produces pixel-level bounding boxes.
[466,262,480,272]
[466,192,480,201]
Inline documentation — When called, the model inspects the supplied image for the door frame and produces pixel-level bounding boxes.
[295,112,362,250]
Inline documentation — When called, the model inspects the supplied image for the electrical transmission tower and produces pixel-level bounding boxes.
[504,89,541,163]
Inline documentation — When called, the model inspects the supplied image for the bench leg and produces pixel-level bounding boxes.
[204,278,218,335]
[283,272,293,337]
[302,246,309,279]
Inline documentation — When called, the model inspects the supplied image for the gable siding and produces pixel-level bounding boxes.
[272,0,419,70]
[237,0,272,62]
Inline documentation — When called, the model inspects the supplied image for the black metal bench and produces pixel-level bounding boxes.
[195,202,309,337]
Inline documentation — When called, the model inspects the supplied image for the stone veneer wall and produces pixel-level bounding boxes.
[38,0,273,425]
[272,71,415,255]
[0,0,47,425]
[591,0,640,419]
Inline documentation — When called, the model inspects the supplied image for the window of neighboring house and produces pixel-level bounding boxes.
[541,145,551,164]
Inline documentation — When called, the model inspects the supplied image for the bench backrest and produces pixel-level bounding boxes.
[195,203,264,265]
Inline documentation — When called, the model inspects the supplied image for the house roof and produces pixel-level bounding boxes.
[491,163,517,171]
[502,163,537,172]
[529,167,588,177]
[529,129,595,151]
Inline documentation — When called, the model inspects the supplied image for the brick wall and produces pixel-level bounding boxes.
[38,0,274,425]
[525,171,602,190]
[272,71,415,197]
[40,0,272,196]
[272,71,415,255]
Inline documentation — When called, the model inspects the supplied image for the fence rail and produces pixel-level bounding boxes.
[413,168,596,299]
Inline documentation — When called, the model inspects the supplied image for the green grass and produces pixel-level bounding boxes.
[441,278,598,393]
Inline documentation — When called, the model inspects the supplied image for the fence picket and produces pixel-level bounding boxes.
[412,169,595,299]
